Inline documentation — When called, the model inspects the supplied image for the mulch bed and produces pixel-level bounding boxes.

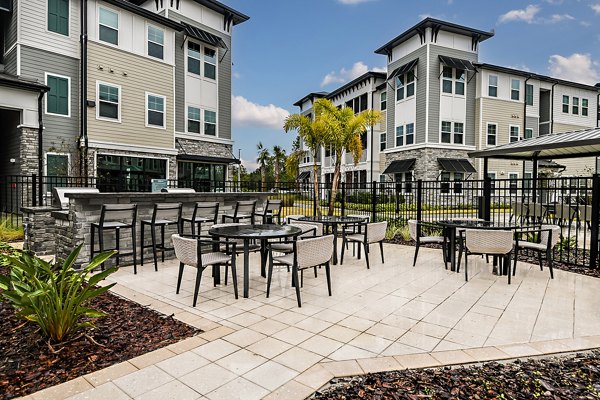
[386,238,600,279]
[314,350,600,399]
[0,265,200,399]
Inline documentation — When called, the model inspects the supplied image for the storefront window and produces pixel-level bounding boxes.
[97,155,166,192]
[177,161,226,192]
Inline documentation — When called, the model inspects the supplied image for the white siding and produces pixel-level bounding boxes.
[553,86,597,128]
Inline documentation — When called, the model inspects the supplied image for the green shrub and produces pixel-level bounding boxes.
[556,236,576,253]
[0,244,117,342]
[386,224,410,241]
[0,218,24,242]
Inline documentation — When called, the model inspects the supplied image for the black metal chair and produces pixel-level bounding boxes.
[513,225,560,279]
[91,204,138,272]
[141,203,182,271]
[408,220,447,267]
[181,202,219,236]
[222,200,257,224]
[340,220,387,269]
[253,199,283,224]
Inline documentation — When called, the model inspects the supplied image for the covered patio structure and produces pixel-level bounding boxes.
[468,127,600,269]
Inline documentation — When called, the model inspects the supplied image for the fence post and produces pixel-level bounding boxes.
[416,179,422,222]
[313,183,317,216]
[32,174,37,207]
[371,181,377,222]
[341,182,346,216]
[589,174,600,270]
[484,176,492,221]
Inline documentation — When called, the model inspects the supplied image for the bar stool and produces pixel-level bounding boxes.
[222,200,256,224]
[91,204,138,272]
[141,203,182,271]
[181,202,219,236]
[253,199,283,224]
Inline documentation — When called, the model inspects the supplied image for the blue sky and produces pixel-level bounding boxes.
[224,0,600,171]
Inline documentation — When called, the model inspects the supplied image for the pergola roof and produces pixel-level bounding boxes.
[468,128,600,160]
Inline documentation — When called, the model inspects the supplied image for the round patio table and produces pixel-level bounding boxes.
[297,216,364,265]
[209,224,302,298]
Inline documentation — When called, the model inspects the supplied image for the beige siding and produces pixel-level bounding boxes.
[553,122,589,134]
[87,42,175,149]
[560,157,597,176]
[476,97,523,149]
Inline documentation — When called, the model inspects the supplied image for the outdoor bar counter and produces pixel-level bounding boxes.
[22,191,269,267]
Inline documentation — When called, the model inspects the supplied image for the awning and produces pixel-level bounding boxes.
[298,171,311,180]
[438,158,476,173]
[383,159,416,174]
[0,0,12,12]
[388,58,419,80]
[183,23,228,49]
[177,154,240,164]
[439,55,475,71]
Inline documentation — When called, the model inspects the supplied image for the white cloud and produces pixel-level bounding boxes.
[499,4,540,24]
[548,53,600,85]
[232,95,290,130]
[321,62,386,87]
[592,4,600,14]
[542,14,574,23]
[336,0,376,4]
[419,13,447,20]
[233,71,241,79]
[507,64,531,72]
[240,158,259,172]
[580,21,592,27]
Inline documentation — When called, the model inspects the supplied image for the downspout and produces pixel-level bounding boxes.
[370,89,374,182]
[37,91,44,205]
[550,81,558,134]
[523,75,531,200]
[80,0,89,179]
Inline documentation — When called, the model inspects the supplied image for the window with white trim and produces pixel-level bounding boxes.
[510,126,520,143]
[442,67,465,95]
[187,42,201,75]
[572,97,579,115]
[510,79,520,101]
[380,91,386,111]
[405,123,414,145]
[395,125,403,146]
[48,0,69,36]
[454,122,464,144]
[524,172,532,189]
[525,84,533,106]
[147,25,164,60]
[187,106,201,133]
[204,47,217,80]
[487,123,497,146]
[562,95,569,113]
[204,110,216,135]
[440,172,464,194]
[441,121,463,144]
[46,74,70,116]
[488,74,498,97]
[582,98,589,116]
[99,7,118,45]
[380,132,386,151]
[509,172,518,194]
[395,171,413,193]
[525,128,533,139]
[396,70,415,101]
[146,93,165,128]
[441,121,451,143]
[98,83,119,120]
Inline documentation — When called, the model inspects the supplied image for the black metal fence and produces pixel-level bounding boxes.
[1,174,598,268]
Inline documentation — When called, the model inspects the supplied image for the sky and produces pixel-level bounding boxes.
[224,0,600,171]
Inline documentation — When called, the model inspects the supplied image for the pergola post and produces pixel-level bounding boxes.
[483,158,491,221]
[590,173,600,270]
[532,157,538,202]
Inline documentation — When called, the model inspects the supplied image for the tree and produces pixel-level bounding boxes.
[272,145,286,190]
[256,142,271,192]
[315,98,382,215]
[285,136,303,183]
[284,113,328,215]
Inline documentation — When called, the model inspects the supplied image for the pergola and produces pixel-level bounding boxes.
[468,127,600,268]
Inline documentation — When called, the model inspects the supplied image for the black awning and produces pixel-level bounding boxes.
[438,158,476,173]
[298,171,311,180]
[383,159,416,174]
[388,58,419,80]
[439,55,475,71]
[177,154,240,164]
[183,23,228,49]
[0,0,12,12]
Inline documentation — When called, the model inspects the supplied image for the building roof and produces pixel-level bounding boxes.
[375,17,494,55]
[293,92,329,108]
[127,0,249,25]
[477,63,600,92]
[468,128,600,160]
[108,0,185,30]
[0,73,49,92]
[325,71,386,100]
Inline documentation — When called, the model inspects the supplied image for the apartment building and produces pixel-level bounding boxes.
[293,18,600,187]
[0,0,247,191]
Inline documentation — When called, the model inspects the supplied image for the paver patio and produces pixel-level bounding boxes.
[25,242,600,400]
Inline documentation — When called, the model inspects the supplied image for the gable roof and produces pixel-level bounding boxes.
[326,71,386,100]
[293,92,329,108]
[127,0,249,25]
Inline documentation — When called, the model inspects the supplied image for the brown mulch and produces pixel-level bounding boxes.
[0,272,200,399]
[386,238,600,279]
[314,350,600,399]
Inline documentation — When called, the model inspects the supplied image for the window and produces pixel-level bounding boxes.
[396,69,415,101]
[395,125,403,146]
[525,84,533,106]
[380,91,387,111]
[441,121,452,143]
[395,171,413,193]
[187,106,201,133]
[395,75,404,101]
[46,74,69,116]
[442,66,453,94]
[46,153,69,193]
[582,98,589,116]
[441,121,464,144]
[147,94,165,128]
[204,110,216,135]
[442,66,465,95]
[380,132,386,151]
[455,69,465,95]
[488,75,498,97]
[487,123,497,146]
[510,126,520,143]
[525,128,533,139]
[405,123,414,145]
[97,155,166,192]
[454,122,464,144]
[188,42,201,75]
[48,0,68,36]
[572,97,579,115]
[98,83,119,120]
[511,79,520,101]
[524,172,532,190]
[99,7,118,45]
[204,47,216,80]
[509,173,518,194]
[562,95,569,113]
[406,70,415,97]
[147,25,164,60]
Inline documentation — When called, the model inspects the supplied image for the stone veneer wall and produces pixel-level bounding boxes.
[385,148,474,181]
[19,127,39,176]
[176,138,235,180]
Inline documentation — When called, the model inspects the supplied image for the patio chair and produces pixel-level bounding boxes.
[210,223,261,284]
[509,202,528,224]
[462,229,513,283]
[91,204,138,272]
[172,234,238,307]
[408,220,446,267]
[554,204,577,228]
[526,202,548,224]
[340,220,387,269]
[140,203,182,271]
[513,225,560,279]
[578,205,592,230]
[284,214,305,224]
[221,200,257,224]
[181,202,219,236]
[253,199,283,224]
[267,234,334,307]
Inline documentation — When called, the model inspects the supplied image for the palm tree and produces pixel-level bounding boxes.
[314,98,382,215]
[272,145,286,190]
[256,142,271,192]
[284,113,328,215]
